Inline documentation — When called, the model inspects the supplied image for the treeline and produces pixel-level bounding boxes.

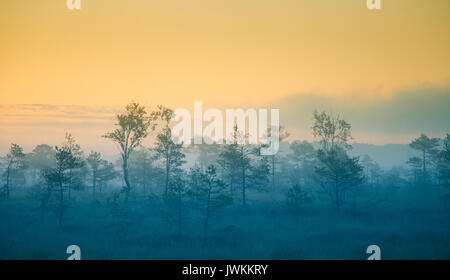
[1,102,449,238]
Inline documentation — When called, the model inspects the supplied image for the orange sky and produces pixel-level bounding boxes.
[0,0,449,152]
[1,0,449,108]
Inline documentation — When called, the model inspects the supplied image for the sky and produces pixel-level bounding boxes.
[0,0,449,154]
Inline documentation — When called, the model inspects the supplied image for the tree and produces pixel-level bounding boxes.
[265,126,289,189]
[249,148,271,190]
[218,140,240,196]
[2,143,26,199]
[437,134,450,197]
[286,184,312,220]
[86,151,117,196]
[408,133,440,184]
[166,173,188,237]
[315,147,364,210]
[154,106,186,197]
[62,133,85,198]
[192,143,221,172]
[288,141,315,167]
[286,140,316,186]
[28,144,55,181]
[312,111,363,211]
[128,148,161,195]
[312,110,352,151]
[45,145,83,227]
[86,151,102,195]
[194,165,232,239]
[104,102,154,201]
[95,161,116,193]
[406,156,423,184]
[28,146,56,212]
[219,126,252,207]
[361,155,382,185]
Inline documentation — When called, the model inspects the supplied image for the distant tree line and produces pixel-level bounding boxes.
[1,102,449,239]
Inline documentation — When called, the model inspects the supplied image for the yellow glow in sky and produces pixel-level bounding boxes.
[1,0,449,108]
[0,0,449,153]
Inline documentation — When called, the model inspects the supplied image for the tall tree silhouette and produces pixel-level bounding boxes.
[86,151,116,196]
[61,134,85,199]
[128,148,160,195]
[104,102,153,201]
[154,106,186,197]
[28,144,55,181]
[219,126,252,207]
[195,165,231,239]
[45,145,83,227]
[2,143,26,199]
[408,133,440,184]
[312,111,363,211]
[437,134,450,193]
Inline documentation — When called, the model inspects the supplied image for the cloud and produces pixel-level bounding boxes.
[0,104,120,125]
[276,84,450,141]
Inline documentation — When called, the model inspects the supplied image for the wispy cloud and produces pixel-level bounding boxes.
[0,104,120,125]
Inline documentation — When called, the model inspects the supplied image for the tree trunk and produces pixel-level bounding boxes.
[165,156,170,197]
[335,175,340,212]
[178,190,182,237]
[123,157,131,201]
[58,173,64,227]
[92,170,96,196]
[4,161,11,199]
[422,150,426,183]
[272,155,275,190]
[203,186,212,239]
[242,167,246,208]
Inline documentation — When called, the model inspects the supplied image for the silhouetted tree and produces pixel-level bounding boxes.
[194,165,232,239]
[286,140,316,186]
[361,155,382,185]
[62,133,85,198]
[86,151,116,196]
[312,111,363,211]
[266,126,289,189]
[249,147,271,190]
[315,147,364,210]
[437,134,450,198]
[45,145,83,227]
[2,143,26,199]
[192,142,221,172]
[166,173,188,237]
[312,110,352,151]
[219,126,252,207]
[154,106,186,197]
[28,144,55,181]
[128,148,161,195]
[286,184,312,220]
[104,102,154,201]
[408,133,440,184]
